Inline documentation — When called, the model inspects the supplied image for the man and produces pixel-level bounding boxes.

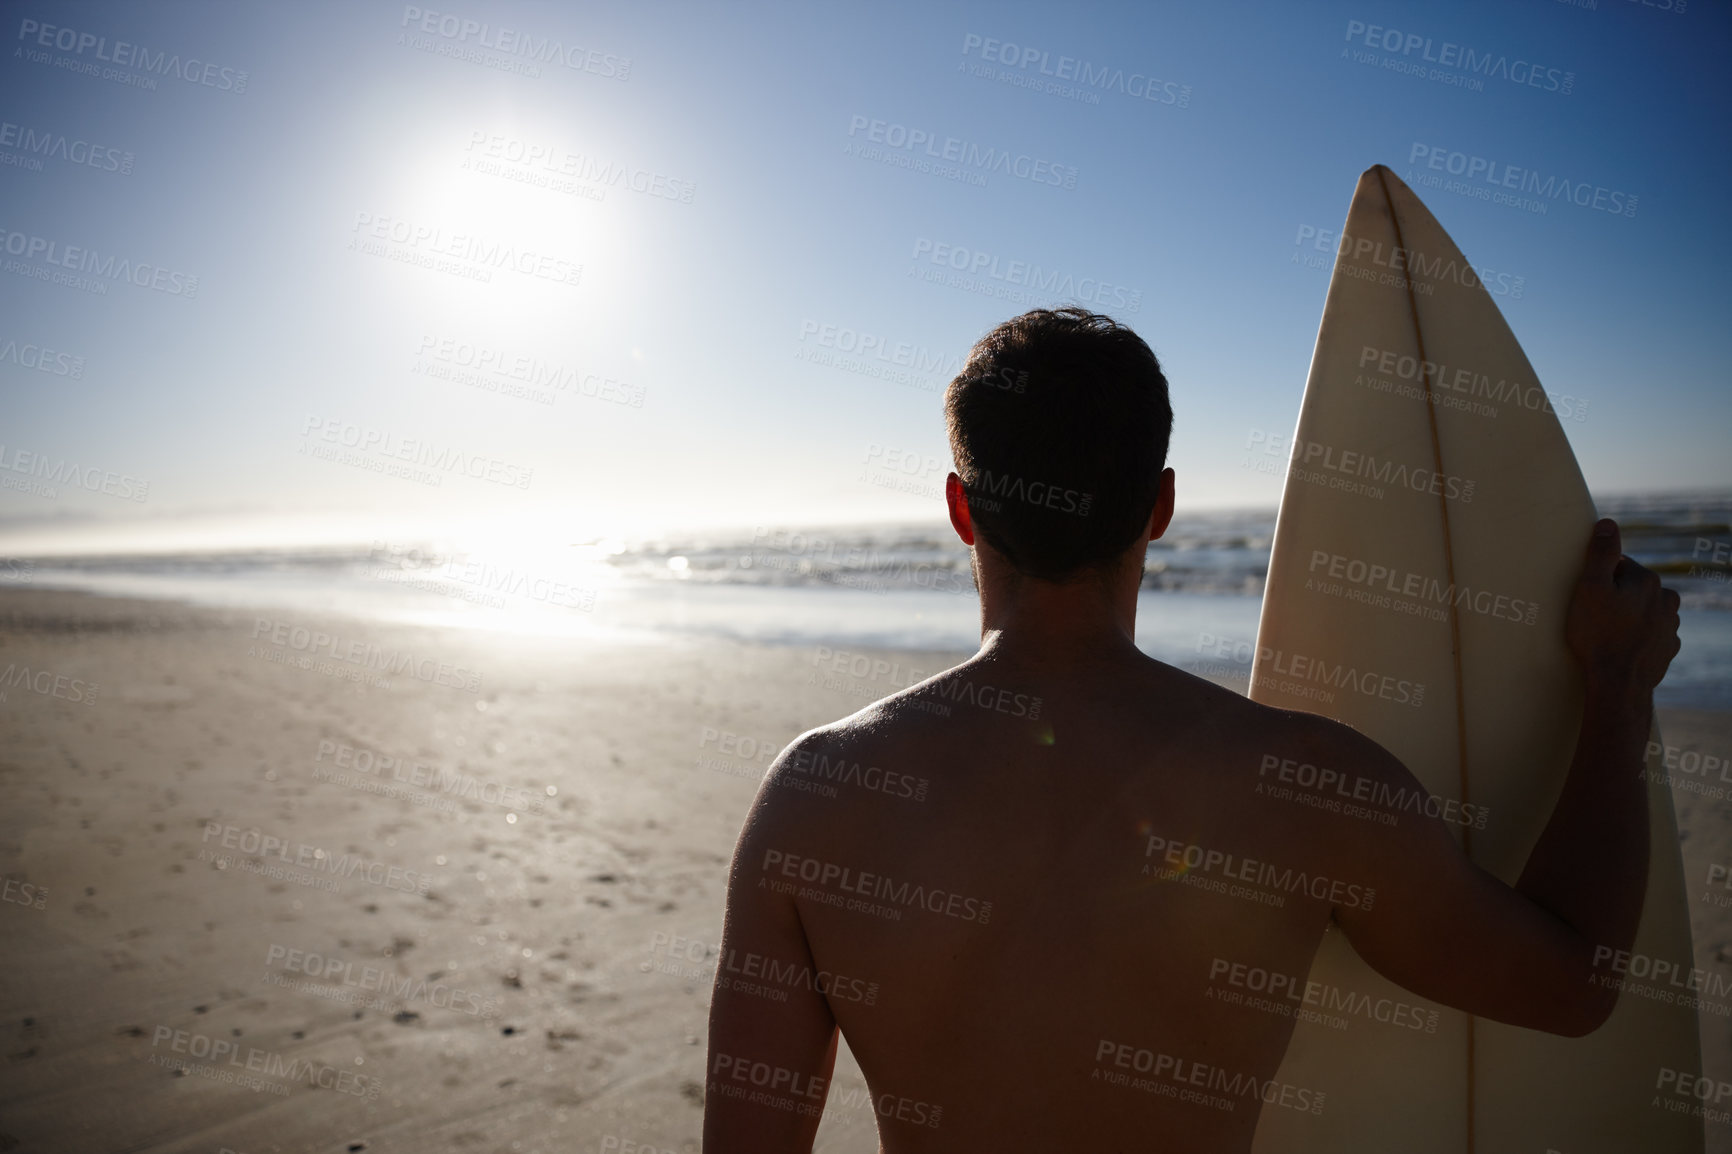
[703,308,1679,1151]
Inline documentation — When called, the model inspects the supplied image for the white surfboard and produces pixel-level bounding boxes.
[1247,166,1703,1153]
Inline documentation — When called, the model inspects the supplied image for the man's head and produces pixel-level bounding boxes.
[944,308,1174,583]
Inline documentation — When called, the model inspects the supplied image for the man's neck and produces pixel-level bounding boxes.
[974,560,1145,668]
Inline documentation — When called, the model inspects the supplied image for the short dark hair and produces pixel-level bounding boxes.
[944,308,1172,581]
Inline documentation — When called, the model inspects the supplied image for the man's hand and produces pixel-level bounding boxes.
[1322,516,1677,1036]
[1565,518,1682,693]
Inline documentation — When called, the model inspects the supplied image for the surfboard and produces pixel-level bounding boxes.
[1246,165,1703,1153]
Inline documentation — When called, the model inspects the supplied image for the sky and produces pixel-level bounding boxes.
[0,0,1728,554]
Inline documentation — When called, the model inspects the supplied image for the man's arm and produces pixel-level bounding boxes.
[703,740,840,1153]
[1516,519,1677,965]
[1319,520,1680,1035]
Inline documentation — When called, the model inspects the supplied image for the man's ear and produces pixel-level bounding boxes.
[1147,468,1176,542]
[945,473,975,546]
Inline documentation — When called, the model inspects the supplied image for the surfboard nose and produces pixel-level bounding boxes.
[1361,163,1418,201]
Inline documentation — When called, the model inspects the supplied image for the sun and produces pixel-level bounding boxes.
[372,113,616,332]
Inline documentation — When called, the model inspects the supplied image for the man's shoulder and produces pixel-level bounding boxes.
[747,677,974,822]
[765,697,926,784]
[1147,661,1393,778]
[1144,658,1336,729]
[797,660,1011,746]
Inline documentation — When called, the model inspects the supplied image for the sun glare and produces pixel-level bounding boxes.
[377,113,618,333]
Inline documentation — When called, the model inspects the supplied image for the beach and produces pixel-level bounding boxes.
[0,586,1728,1153]
[0,588,964,1153]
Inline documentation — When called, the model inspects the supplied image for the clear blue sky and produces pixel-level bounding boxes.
[2,0,1727,553]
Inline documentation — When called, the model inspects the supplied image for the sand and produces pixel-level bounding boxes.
[0,587,1726,1153]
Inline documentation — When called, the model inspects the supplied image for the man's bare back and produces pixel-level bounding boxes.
[719,645,1353,1150]
[704,311,1677,1151]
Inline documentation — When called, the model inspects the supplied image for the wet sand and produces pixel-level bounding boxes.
[0,588,1726,1153]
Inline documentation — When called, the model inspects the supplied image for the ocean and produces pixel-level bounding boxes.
[6,497,1729,709]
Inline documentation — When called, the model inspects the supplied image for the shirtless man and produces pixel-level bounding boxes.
[702,308,1680,1152]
